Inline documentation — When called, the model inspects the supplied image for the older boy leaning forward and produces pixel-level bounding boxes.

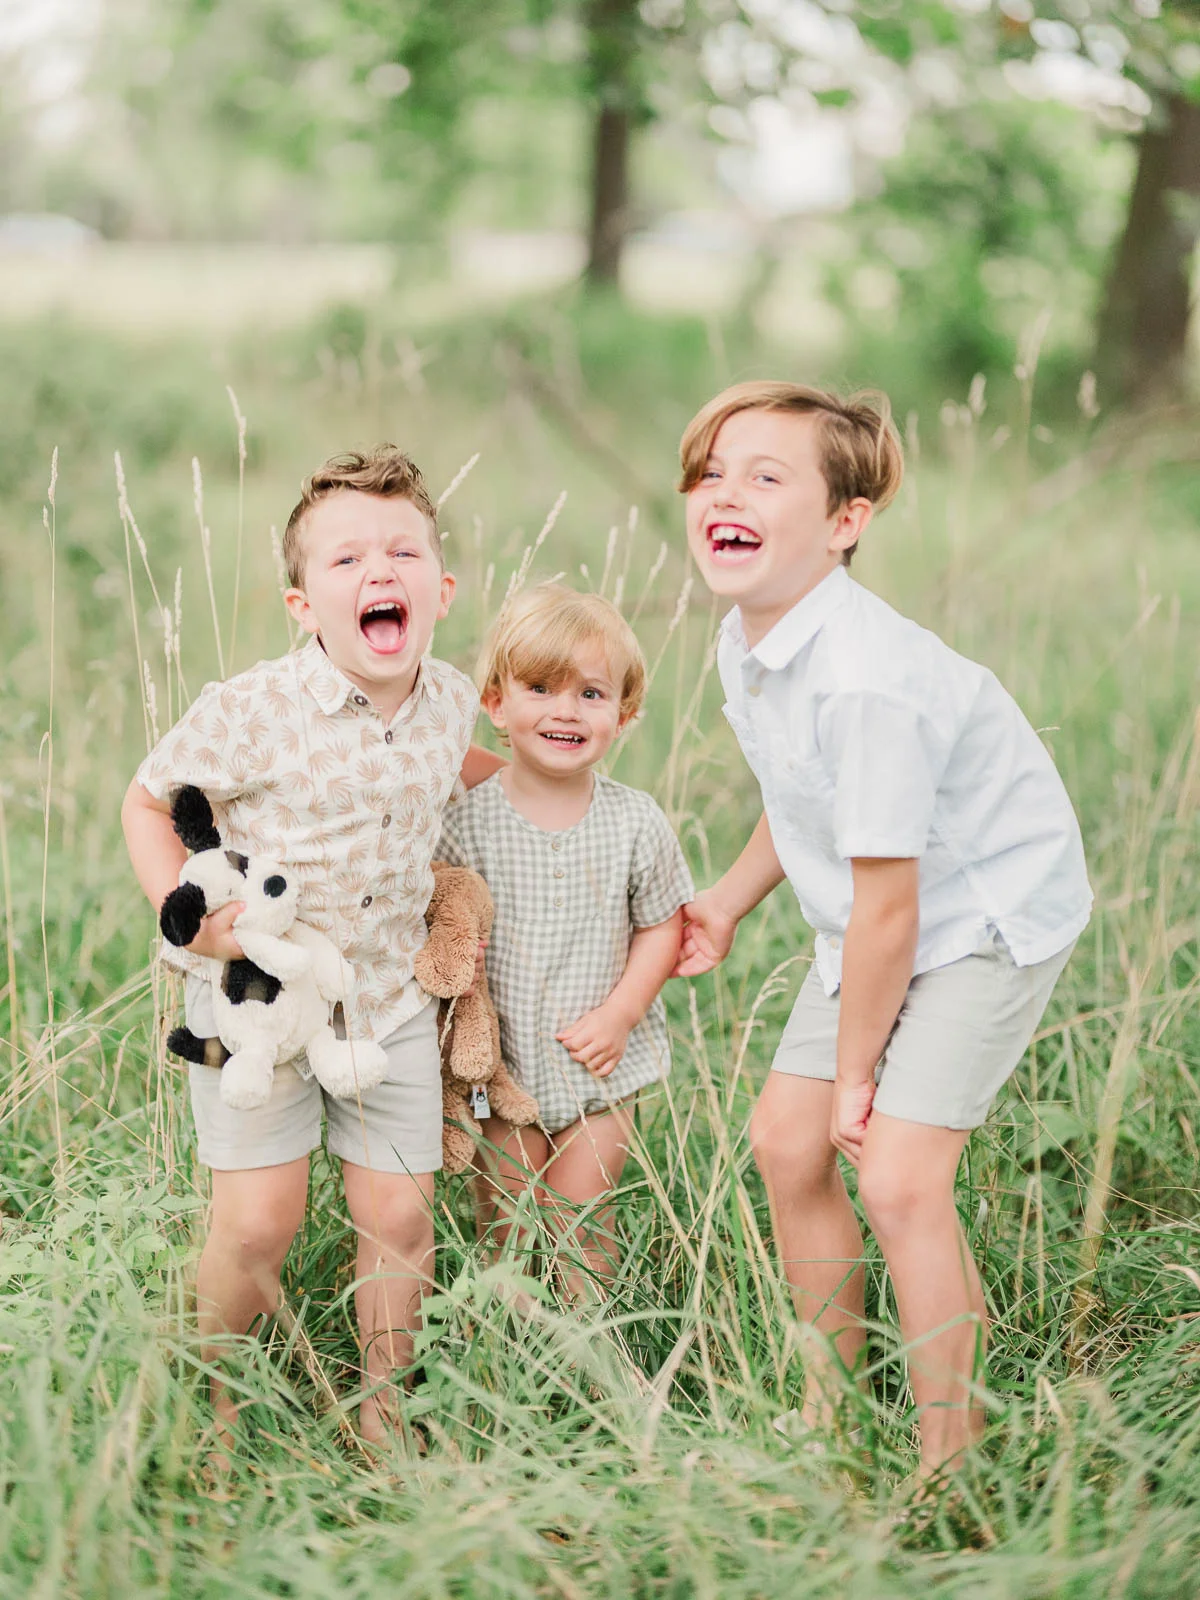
[676,382,1091,1484]
[122,447,502,1454]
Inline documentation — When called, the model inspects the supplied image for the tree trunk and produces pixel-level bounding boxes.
[1095,92,1200,404]
[584,0,640,289]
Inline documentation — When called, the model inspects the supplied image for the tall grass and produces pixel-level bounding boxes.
[0,302,1198,1597]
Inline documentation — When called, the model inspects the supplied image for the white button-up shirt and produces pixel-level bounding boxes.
[718,566,1092,994]
[137,637,479,1040]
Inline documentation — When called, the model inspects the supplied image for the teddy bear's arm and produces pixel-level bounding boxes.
[287,920,356,1003]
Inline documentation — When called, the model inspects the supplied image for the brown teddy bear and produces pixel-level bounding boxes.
[413,862,540,1174]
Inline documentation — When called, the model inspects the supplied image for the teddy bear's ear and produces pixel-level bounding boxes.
[160,882,208,949]
[170,786,221,854]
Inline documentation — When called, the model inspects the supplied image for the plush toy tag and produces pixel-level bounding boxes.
[468,1085,491,1120]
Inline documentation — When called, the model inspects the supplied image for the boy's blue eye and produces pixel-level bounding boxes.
[336,555,357,566]
[530,684,548,695]
[582,687,603,700]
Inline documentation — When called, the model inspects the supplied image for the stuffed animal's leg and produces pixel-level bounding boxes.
[167,1026,230,1070]
[235,929,312,985]
[306,1026,389,1099]
[483,1061,540,1129]
[220,1045,276,1110]
[288,922,356,1003]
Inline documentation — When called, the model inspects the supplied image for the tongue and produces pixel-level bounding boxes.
[361,613,404,652]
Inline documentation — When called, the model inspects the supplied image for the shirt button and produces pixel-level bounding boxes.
[381,814,392,828]
[829,936,841,951]
[354,694,368,707]
[747,683,762,698]
[551,840,562,852]
[553,897,563,908]
[554,868,565,879]
[361,895,373,909]
[384,730,394,744]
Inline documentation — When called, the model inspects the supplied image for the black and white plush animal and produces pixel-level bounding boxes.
[161,785,389,1111]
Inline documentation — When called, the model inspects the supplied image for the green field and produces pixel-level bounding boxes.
[1,278,1198,1597]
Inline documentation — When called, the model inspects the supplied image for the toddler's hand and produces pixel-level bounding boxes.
[830,1077,875,1166]
[556,1003,631,1078]
[674,893,738,977]
[186,901,246,963]
[467,938,489,996]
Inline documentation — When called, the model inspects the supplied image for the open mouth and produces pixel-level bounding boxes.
[540,731,586,747]
[707,524,763,560]
[359,599,409,654]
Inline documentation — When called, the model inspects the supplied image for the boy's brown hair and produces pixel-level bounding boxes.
[678,381,904,564]
[477,583,647,729]
[282,445,442,588]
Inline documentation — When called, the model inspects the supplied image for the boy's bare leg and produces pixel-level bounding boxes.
[342,1162,435,1447]
[472,1116,552,1266]
[196,1158,310,1458]
[543,1102,636,1303]
[856,1112,984,1480]
[750,1075,867,1430]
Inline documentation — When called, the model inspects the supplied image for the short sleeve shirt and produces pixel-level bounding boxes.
[718,566,1092,995]
[437,774,694,1134]
[136,637,479,1041]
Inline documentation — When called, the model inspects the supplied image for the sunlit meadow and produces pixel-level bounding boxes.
[1,293,1198,1597]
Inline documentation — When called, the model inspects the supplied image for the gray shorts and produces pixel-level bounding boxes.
[772,929,1075,1130]
[184,976,443,1174]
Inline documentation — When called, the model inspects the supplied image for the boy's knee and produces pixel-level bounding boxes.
[216,1208,304,1272]
[856,1159,937,1239]
[749,1099,833,1191]
[355,1190,434,1264]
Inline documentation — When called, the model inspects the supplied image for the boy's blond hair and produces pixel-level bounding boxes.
[678,381,904,564]
[477,584,647,727]
[282,445,443,588]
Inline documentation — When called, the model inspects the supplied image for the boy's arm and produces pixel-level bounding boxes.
[830,856,919,1164]
[460,743,506,790]
[121,779,244,962]
[557,910,683,1076]
[674,812,785,977]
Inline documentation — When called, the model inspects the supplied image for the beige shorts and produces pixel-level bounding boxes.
[184,976,443,1174]
[771,929,1075,1130]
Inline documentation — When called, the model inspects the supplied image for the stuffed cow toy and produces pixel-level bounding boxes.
[160,785,388,1111]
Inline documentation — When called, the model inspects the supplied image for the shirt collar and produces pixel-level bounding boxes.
[292,636,430,721]
[721,565,852,673]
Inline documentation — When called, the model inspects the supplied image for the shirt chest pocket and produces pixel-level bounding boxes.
[768,751,838,851]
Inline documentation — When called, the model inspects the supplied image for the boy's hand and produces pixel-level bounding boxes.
[674,893,739,977]
[556,1002,632,1078]
[830,1077,875,1166]
[467,938,488,996]
[185,901,247,963]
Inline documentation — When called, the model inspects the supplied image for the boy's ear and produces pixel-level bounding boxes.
[285,586,319,636]
[481,686,507,732]
[437,571,456,620]
[828,497,873,557]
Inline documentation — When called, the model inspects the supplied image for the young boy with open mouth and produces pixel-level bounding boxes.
[122,446,501,1456]
[675,382,1091,1485]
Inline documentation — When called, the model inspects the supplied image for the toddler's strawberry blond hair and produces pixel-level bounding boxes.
[679,381,904,563]
[477,583,647,727]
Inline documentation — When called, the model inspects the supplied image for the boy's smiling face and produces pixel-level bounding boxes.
[685,409,871,646]
[483,641,625,781]
[285,490,454,711]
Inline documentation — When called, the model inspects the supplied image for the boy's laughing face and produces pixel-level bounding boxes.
[285,490,454,708]
[684,409,871,645]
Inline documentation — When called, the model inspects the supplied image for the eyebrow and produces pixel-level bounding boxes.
[705,452,791,471]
